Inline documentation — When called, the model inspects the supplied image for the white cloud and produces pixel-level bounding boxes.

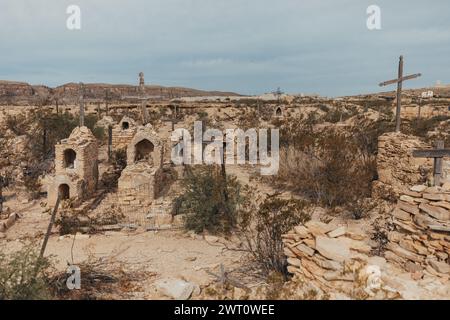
[0,0,449,95]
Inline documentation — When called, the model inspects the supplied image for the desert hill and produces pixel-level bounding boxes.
[0,80,241,105]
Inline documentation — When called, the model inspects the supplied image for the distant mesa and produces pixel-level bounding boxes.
[0,80,241,106]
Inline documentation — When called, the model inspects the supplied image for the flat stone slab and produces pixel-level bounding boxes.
[155,278,196,300]
[315,236,351,262]
[327,226,346,238]
[419,203,450,221]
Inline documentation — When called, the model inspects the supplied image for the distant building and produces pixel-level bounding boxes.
[421,91,434,98]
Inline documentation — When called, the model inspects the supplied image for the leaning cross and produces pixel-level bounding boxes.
[413,140,450,186]
[379,55,421,133]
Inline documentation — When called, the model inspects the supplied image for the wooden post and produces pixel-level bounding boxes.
[434,140,444,186]
[395,56,404,132]
[79,82,85,127]
[105,89,110,116]
[418,98,422,119]
[0,176,3,214]
[108,125,113,162]
[39,196,60,259]
[97,102,101,119]
[42,128,47,157]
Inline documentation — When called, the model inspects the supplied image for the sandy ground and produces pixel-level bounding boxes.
[0,194,244,299]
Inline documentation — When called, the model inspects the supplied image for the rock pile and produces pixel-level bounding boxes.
[283,217,450,299]
[0,212,20,234]
[373,133,432,198]
[282,221,395,297]
[385,185,450,277]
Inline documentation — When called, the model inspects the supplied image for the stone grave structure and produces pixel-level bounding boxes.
[112,116,137,151]
[47,126,98,206]
[117,124,163,210]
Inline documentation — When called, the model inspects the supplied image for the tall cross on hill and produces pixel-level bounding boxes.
[121,72,154,124]
[79,82,85,127]
[379,55,421,133]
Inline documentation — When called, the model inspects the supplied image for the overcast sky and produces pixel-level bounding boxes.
[0,0,449,96]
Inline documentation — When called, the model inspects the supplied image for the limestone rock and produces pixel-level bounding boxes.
[413,213,436,229]
[432,201,450,210]
[313,255,343,271]
[340,238,372,254]
[428,260,450,274]
[410,185,427,192]
[305,221,334,236]
[327,226,346,238]
[287,258,302,268]
[204,235,219,243]
[295,243,315,257]
[155,278,196,300]
[294,225,310,238]
[384,250,407,264]
[386,243,424,263]
[392,208,412,221]
[423,193,446,201]
[315,236,351,262]
[419,203,450,221]
[387,231,403,243]
[400,195,415,204]
[397,201,419,215]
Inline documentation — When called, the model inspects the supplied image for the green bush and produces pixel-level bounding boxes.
[175,165,243,234]
[0,245,53,300]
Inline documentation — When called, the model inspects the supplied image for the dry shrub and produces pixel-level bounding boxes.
[272,115,381,217]
[239,193,310,278]
[404,115,450,139]
[238,109,261,130]
[276,129,375,209]
[51,255,154,300]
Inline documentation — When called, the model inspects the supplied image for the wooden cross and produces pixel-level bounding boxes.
[104,89,110,115]
[79,82,85,127]
[413,140,450,186]
[163,105,183,131]
[121,72,154,124]
[107,125,113,162]
[272,87,284,104]
[0,175,4,214]
[379,55,421,132]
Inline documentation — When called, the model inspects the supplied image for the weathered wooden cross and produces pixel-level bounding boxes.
[0,175,4,213]
[379,55,421,132]
[413,140,450,186]
[162,105,182,131]
[121,72,155,124]
[104,89,111,116]
[79,82,85,127]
